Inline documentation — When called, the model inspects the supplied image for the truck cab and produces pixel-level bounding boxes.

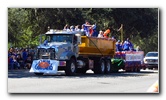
[30,29,83,76]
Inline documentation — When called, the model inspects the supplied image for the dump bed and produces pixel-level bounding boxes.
[78,36,116,57]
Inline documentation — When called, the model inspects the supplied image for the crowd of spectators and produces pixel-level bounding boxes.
[8,47,34,70]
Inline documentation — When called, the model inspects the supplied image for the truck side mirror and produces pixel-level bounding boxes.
[75,34,81,44]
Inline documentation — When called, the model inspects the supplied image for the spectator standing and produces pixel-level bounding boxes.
[8,55,14,69]
[25,52,33,69]
[17,54,24,69]
[8,48,13,58]
[9,55,20,70]
[22,49,28,68]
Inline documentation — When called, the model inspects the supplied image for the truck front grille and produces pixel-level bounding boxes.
[38,48,55,59]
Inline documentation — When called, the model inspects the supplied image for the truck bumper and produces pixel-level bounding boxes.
[29,59,61,74]
[145,64,158,69]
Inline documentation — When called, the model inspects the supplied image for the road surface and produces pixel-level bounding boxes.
[8,69,159,93]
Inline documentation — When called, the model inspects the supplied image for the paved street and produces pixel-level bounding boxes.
[8,69,159,93]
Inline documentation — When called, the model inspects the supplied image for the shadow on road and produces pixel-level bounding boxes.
[8,69,158,79]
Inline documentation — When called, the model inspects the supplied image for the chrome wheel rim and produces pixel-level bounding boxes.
[101,61,105,72]
[107,61,111,72]
[71,63,75,73]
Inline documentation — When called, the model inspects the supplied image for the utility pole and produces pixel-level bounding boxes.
[120,24,123,42]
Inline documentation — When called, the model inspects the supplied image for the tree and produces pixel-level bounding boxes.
[8,8,158,53]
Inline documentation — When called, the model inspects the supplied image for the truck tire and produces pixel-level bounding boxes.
[105,60,111,73]
[76,59,88,74]
[34,73,44,75]
[94,59,105,74]
[65,58,76,76]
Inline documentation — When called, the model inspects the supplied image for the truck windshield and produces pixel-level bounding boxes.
[46,34,73,43]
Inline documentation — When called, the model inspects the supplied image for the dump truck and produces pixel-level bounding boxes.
[30,29,117,75]
[30,29,145,75]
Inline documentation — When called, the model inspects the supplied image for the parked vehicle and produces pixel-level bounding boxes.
[144,52,158,69]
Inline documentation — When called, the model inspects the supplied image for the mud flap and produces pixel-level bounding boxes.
[29,60,59,74]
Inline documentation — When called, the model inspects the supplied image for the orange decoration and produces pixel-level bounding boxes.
[39,62,50,68]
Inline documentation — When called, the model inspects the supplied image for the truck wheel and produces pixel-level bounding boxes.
[65,58,76,76]
[34,73,44,75]
[94,59,105,74]
[105,60,111,73]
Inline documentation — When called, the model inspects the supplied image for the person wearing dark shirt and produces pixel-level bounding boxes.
[123,38,133,51]
[25,52,33,69]
[9,55,20,69]
[22,49,28,62]
[17,54,24,69]
[116,40,123,51]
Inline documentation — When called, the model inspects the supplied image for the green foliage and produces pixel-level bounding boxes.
[8,8,158,53]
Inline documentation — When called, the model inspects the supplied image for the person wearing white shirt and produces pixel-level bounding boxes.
[98,30,104,38]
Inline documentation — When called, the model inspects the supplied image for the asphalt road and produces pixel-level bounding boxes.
[8,69,159,93]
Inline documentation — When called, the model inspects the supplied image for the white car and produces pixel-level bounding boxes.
[144,52,158,69]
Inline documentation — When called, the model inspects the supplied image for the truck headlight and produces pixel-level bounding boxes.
[144,59,147,63]
[60,56,68,60]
